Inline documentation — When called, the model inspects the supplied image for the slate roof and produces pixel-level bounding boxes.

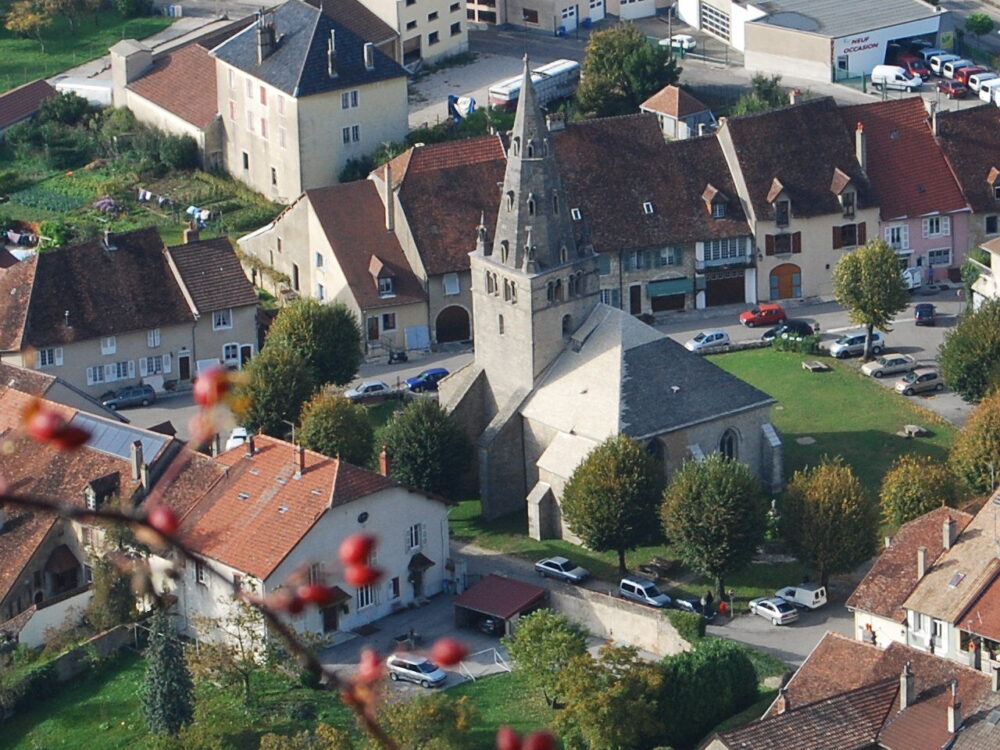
[554,114,751,249]
[723,97,875,220]
[453,574,547,620]
[313,0,397,47]
[394,137,506,276]
[846,506,974,623]
[306,180,425,310]
[839,99,967,221]
[211,0,406,98]
[935,105,1000,214]
[0,79,56,131]
[751,0,939,38]
[166,236,258,313]
[640,84,709,118]
[126,44,218,129]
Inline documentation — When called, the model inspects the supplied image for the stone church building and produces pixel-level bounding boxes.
[439,60,783,540]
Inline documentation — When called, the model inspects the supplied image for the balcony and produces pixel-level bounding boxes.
[696,253,754,272]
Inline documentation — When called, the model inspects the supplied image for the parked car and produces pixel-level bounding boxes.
[861,353,917,378]
[761,319,815,342]
[870,65,922,91]
[896,52,931,79]
[937,79,968,99]
[954,65,988,85]
[101,384,156,410]
[967,71,999,93]
[748,597,799,626]
[828,331,885,359]
[619,576,672,608]
[942,58,976,79]
[979,77,1000,102]
[739,303,786,327]
[405,367,449,392]
[534,556,590,583]
[659,34,696,51]
[225,426,249,451]
[916,46,946,63]
[385,654,447,688]
[344,380,392,400]
[684,329,730,352]
[895,368,944,396]
[928,53,961,75]
[775,583,827,610]
[914,303,937,326]
[673,597,717,621]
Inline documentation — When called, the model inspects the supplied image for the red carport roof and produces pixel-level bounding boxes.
[453,574,547,620]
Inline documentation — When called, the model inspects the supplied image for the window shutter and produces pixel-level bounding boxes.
[55,348,63,366]
[421,523,427,546]
[857,222,866,245]
[139,358,148,377]
[792,233,802,254]
[901,226,909,249]
[104,364,114,382]
[832,225,843,250]
[87,367,96,385]
[922,219,930,238]
[765,235,775,256]
[163,353,172,374]
[674,247,683,264]
[942,216,951,236]
[128,361,135,378]
[883,227,892,242]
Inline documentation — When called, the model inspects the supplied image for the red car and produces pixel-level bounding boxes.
[739,303,786,327]
[955,65,988,86]
[937,79,968,99]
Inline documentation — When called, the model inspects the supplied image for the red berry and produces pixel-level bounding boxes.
[430,637,468,666]
[268,588,304,614]
[339,534,376,566]
[146,505,179,535]
[496,727,521,750]
[50,425,91,451]
[285,595,305,614]
[193,366,230,407]
[343,564,382,586]
[27,409,64,442]
[357,648,383,683]
[297,584,335,606]
[521,732,556,750]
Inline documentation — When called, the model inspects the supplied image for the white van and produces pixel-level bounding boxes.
[942,58,975,79]
[980,78,1000,103]
[917,47,947,63]
[929,53,961,75]
[775,583,828,610]
[968,71,999,93]
[870,65,923,91]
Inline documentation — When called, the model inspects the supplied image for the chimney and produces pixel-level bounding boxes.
[103,230,116,251]
[855,122,867,173]
[932,108,940,137]
[256,15,276,65]
[789,88,800,105]
[210,434,221,457]
[917,546,928,580]
[992,666,999,693]
[379,446,391,477]
[885,535,893,549]
[947,680,961,733]
[295,444,306,478]
[775,687,790,714]
[130,440,143,482]
[246,435,255,456]
[384,163,394,232]
[900,662,915,711]
[327,30,337,77]
[140,462,150,492]
[944,516,956,550]
[364,41,374,71]
[545,112,566,132]
[183,222,200,244]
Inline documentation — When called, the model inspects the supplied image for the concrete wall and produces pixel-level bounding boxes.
[744,25,832,83]
[18,589,94,648]
[852,610,907,649]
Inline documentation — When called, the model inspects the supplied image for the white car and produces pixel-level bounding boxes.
[967,71,998,93]
[659,34,696,51]
[860,353,917,379]
[749,597,799,626]
[344,380,392,401]
[684,329,730,352]
[535,556,590,583]
[225,427,249,451]
[775,583,827,610]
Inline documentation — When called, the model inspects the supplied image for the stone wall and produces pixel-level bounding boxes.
[50,623,136,682]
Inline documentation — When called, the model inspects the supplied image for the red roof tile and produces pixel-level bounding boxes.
[640,84,709,118]
[839,98,967,221]
[0,79,56,131]
[935,105,1000,214]
[0,255,37,352]
[962,573,1000,642]
[453,574,546,620]
[127,45,218,129]
[166,236,258,313]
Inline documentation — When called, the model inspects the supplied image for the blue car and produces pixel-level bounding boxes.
[405,367,449,392]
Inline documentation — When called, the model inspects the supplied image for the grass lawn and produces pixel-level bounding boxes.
[450,670,555,749]
[0,8,173,93]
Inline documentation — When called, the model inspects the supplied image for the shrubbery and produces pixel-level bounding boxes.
[666,609,706,643]
[0,660,57,716]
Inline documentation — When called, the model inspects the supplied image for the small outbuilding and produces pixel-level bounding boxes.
[453,574,547,636]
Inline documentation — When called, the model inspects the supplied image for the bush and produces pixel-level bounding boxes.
[39,92,93,127]
[880,454,958,526]
[38,220,73,249]
[338,155,375,183]
[159,135,199,170]
[666,609,706,643]
[773,333,821,354]
[114,0,152,18]
[0,661,57,716]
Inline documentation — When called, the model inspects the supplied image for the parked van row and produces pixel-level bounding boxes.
[872,43,1000,104]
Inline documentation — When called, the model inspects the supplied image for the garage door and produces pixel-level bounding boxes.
[647,278,689,312]
[705,270,745,306]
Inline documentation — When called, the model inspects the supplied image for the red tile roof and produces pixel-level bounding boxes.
[640,84,709,118]
[935,105,1000,214]
[847,506,974,623]
[166,236,258,313]
[961,572,1000,642]
[453,574,547,620]
[0,79,56,131]
[0,255,37,352]
[839,98,967,221]
[0,506,57,611]
[127,45,219,129]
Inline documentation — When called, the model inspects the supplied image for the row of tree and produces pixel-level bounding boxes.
[4,0,151,51]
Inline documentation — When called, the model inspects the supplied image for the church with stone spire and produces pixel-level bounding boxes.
[439,59,783,540]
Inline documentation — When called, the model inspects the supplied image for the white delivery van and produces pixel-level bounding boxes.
[870,65,923,91]
[775,583,828,610]
[980,78,1000,103]
[929,53,961,75]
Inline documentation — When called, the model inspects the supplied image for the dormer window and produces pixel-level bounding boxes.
[994,185,1000,201]
[570,208,581,221]
[378,277,394,296]
[841,191,856,218]
[643,201,655,215]
[712,202,726,219]
[775,200,790,227]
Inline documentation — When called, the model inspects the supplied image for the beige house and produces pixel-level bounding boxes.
[359,0,467,67]
[640,84,716,141]
[0,227,258,399]
[238,179,427,354]
[212,0,409,203]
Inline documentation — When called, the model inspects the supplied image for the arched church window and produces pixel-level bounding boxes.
[554,278,563,301]
[560,245,568,264]
[500,241,510,264]
[552,192,559,213]
[506,192,515,211]
[546,281,555,302]
[485,271,494,294]
[527,195,536,216]
[562,314,572,336]
[510,282,517,304]
[526,140,535,158]
[719,429,739,460]
[511,137,520,156]
[503,278,510,301]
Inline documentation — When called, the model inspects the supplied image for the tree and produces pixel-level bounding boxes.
[41,0,86,31]
[832,239,910,360]
[501,609,588,707]
[880,454,957,526]
[949,390,1000,495]
[661,453,767,600]
[141,608,194,736]
[187,599,269,704]
[378,399,469,497]
[299,391,374,465]
[561,434,665,575]
[38,91,91,125]
[266,299,362,387]
[4,1,53,52]
[939,298,1000,402]
[369,692,476,750]
[159,135,199,170]
[782,458,879,588]
[966,13,996,45]
[238,343,316,438]
[576,23,681,117]
[84,555,135,631]
[259,726,355,750]
[730,73,787,116]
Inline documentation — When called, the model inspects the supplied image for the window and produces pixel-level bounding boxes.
[571,207,582,221]
[213,308,233,330]
[229,99,237,120]
[315,251,324,268]
[270,167,277,187]
[406,19,417,29]
[86,365,105,385]
[773,234,792,254]
[700,1,731,41]
[278,126,286,149]
[712,202,726,219]
[600,288,621,308]
[37,347,62,368]
[109,360,134,381]
[407,522,425,550]
[356,583,376,609]
[245,77,252,98]
[246,110,254,132]
[922,216,951,238]
[277,95,284,115]
[140,354,171,376]
[343,127,351,144]
[443,272,460,295]
[145,328,160,348]
[378,277,394,296]
[101,336,116,355]
[228,68,235,89]
[995,185,1000,201]
[719,429,738,460]
[987,216,999,235]
[195,561,207,585]
[840,223,858,248]
[503,278,511,301]
[223,343,239,363]
[429,31,439,45]
[341,90,359,109]
[381,313,396,331]
[562,314,572,335]
[260,118,268,138]
[342,125,360,143]
[406,0,415,5]
[259,85,267,106]
[643,201,655,215]
[292,263,300,291]
[927,248,952,266]
[597,254,611,275]
[242,151,249,170]
[315,282,325,300]
[486,272,495,294]
[498,314,504,334]
[391,577,401,598]
[775,200,790,227]
[841,191,856,218]
[705,236,747,261]
[522,8,539,22]
[884,224,909,250]
[450,2,460,10]
[428,11,438,20]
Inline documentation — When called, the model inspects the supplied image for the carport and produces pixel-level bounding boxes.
[453,574,547,637]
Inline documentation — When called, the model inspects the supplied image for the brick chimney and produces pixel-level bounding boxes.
[917,546,928,580]
[947,679,961,733]
[384,163,394,232]
[379,446,391,477]
[183,221,199,244]
[855,122,867,173]
[775,687,790,714]
[247,435,255,456]
[364,41,375,71]
[943,516,956,550]
[900,662,915,710]
[130,440,143,482]
[295,444,306,478]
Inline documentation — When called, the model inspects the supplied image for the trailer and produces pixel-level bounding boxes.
[488,59,581,110]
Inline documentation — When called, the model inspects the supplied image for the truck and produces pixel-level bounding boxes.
[488,59,581,110]
[775,583,827,610]
[902,267,922,291]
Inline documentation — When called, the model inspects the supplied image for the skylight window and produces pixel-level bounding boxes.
[948,572,966,588]
[643,201,655,215]
[238,492,250,500]
[278,505,289,514]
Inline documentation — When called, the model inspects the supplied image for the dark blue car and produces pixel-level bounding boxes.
[405,367,449,392]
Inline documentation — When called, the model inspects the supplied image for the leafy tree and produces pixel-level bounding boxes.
[782,458,879,588]
[159,135,199,170]
[188,599,269,704]
[238,343,316,438]
[949,390,1000,495]
[501,609,588,707]
[141,608,194,736]
[84,555,135,630]
[960,246,990,313]
[661,453,767,600]
[41,0,87,31]
[4,1,53,52]
[939,298,1000,402]
[576,23,681,116]
[39,91,91,126]
[832,239,910,360]
[880,454,957,526]
[378,399,469,497]
[299,391,374,465]
[259,725,355,750]
[966,13,996,44]
[266,299,362,387]
[730,73,787,116]
[114,0,151,18]
[561,434,665,575]
[369,692,476,750]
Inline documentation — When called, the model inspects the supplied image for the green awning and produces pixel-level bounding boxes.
[647,278,690,297]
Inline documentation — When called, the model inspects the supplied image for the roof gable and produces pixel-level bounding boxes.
[126,45,218,129]
[640,84,709,118]
[0,79,56,130]
[166,236,258,314]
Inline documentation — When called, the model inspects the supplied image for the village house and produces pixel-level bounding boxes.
[971,236,1000,308]
[355,0,468,68]
[639,84,717,141]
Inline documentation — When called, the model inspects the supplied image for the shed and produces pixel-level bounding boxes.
[453,574,547,636]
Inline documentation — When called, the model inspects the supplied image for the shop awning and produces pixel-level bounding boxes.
[647,278,690,297]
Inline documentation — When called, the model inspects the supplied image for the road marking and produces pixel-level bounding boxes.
[825,318,915,334]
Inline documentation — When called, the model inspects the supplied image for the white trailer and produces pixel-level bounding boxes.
[488,59,581,110]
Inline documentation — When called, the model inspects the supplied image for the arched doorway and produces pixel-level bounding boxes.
[769,263,802,300]
[436,306,470,343]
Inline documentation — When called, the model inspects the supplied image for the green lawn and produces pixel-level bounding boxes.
[0,8,173,93]
[451,671,555,748]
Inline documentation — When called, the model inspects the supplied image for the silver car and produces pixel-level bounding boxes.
[619,576,672,608]
[386,654,447,688]
[749,597,799,626]
[894,368,944,396]
[860,353,917,379]
[534,556,590,583]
